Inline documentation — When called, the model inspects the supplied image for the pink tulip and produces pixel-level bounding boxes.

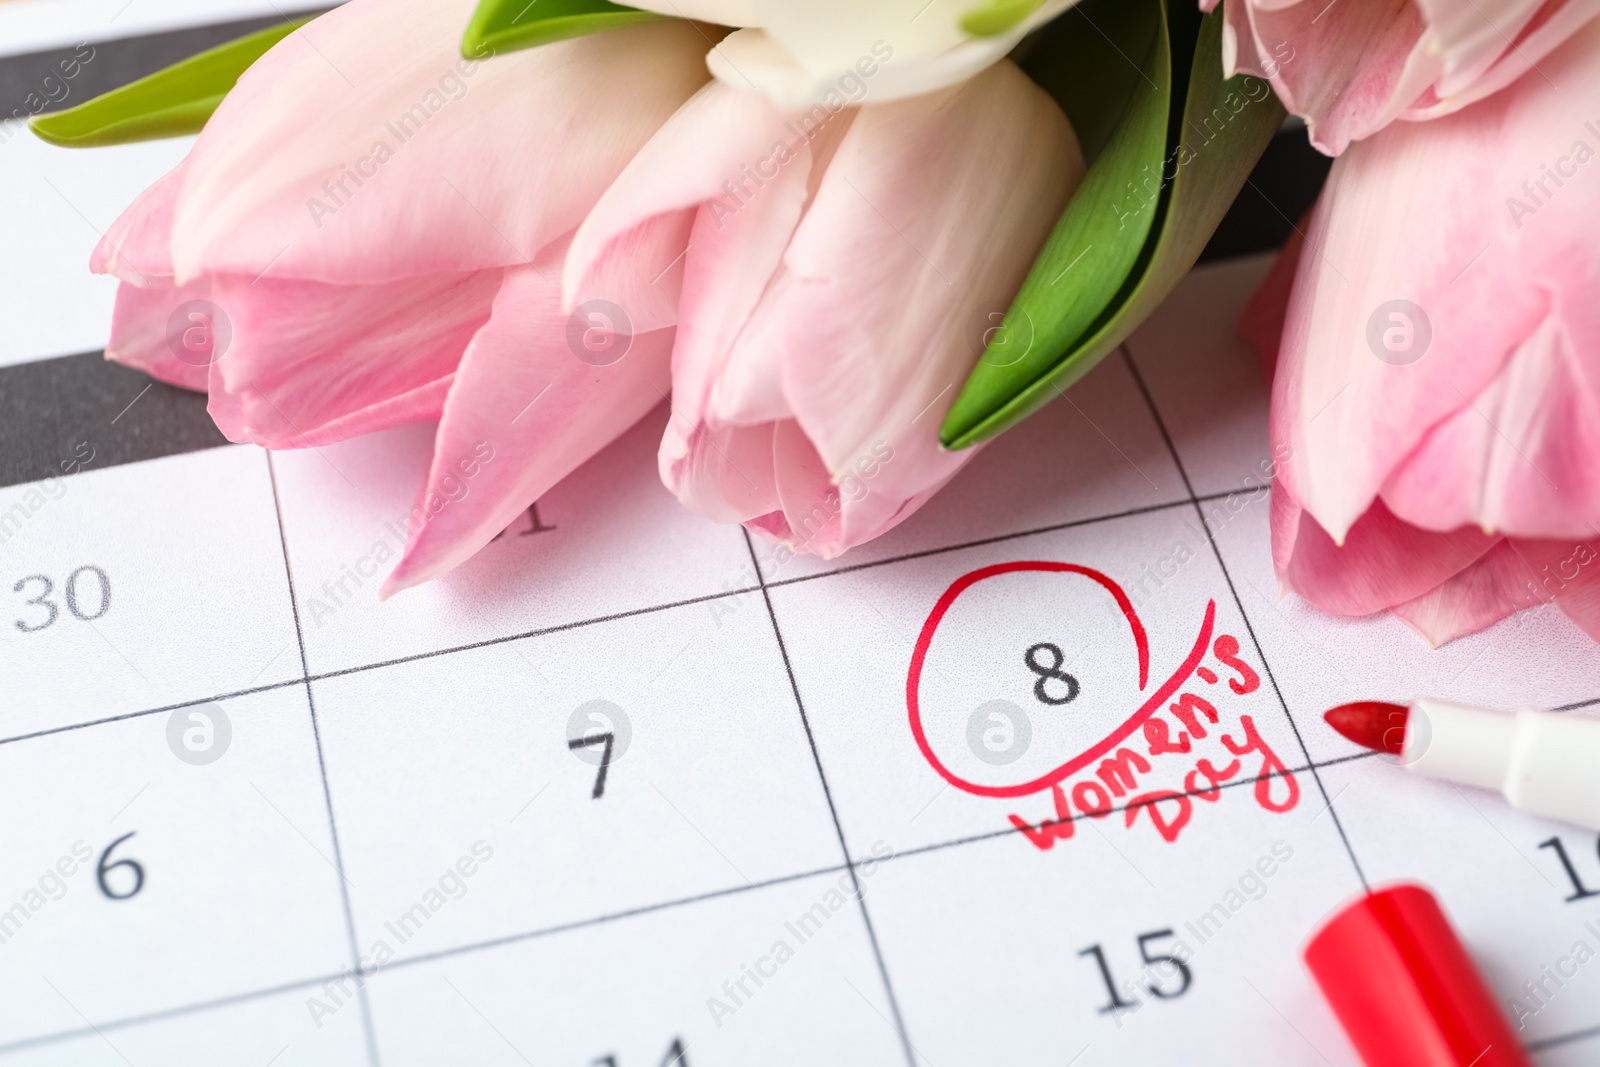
[1256,17,1600,645]
[95,0,710,593]
[565,59,1084,560]
[1208,0,1600,154]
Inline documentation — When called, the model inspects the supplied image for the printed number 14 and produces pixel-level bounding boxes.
[591,1038,688,1067]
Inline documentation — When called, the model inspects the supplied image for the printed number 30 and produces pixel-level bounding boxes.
[13,565,110,632]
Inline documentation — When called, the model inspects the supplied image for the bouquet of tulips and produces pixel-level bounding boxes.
[35,0,1600,647]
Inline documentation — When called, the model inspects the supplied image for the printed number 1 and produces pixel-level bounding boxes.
[1538,836,1600,902]
[493,504,556,542]
[1080,929,1192,1013]
[568,732,615,799]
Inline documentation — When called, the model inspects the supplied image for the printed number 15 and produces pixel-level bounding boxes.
[1080,929,1192,1013]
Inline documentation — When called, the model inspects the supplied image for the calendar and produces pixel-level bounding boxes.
[5,8,1600,1066]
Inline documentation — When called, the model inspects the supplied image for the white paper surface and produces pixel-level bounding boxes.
[3,142,1600,1066]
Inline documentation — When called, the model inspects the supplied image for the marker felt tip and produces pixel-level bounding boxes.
[1325,699,1600,831]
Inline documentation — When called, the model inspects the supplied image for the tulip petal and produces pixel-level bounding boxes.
[1231,0,1441,155]
[1407,0,1600,119]
[92,160,184,284]
[1412,0,1552,98]
[735,60,1081,553]
[1231,0,1600,148]
[1272,481,1498,616]
[103,280,213,391]
[705,0,1076,106]
[1238,223,1305,381]
[171,2,708,285]
[565,209,696,336]
[1510,536,1600,642]
[204,268,500,447]
[564,82,797,315]
[745,0,967,79]
[1389,538,1547,645]
[1381,308,1600,538]
[1272,19,1600,542]
[382,243,674,594]
[622,0,760,22]
[566,81,828,485]
[768,417,845,548]
[668,421,783,525]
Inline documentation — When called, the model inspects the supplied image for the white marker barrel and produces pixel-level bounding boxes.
[1404,698,1600,831]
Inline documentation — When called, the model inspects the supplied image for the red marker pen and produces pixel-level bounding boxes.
[1325,699,1600,831]
[1305,883,1531,1067]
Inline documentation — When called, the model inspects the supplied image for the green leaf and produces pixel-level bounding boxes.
[940,0,1283,450]
[960,0,1044,37]
[1012,0,1160,164]
[29,17,311,147]
[462,0,661,58]
[943,0,1168,445]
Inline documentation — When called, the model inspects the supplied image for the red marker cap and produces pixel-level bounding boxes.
[1304,883,1530,1067]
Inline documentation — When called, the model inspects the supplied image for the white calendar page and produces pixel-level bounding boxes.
[5,52,1600,1067]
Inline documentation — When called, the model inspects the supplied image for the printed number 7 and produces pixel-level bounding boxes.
[568,731,615,799]
[590,1037,689,1067]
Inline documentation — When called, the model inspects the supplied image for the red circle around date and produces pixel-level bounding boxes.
[905,560,1216,799]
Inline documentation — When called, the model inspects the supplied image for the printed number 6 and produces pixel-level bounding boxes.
[1138,929,1192,999]
[97,832,144,901]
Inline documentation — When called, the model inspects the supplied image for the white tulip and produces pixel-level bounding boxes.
[626,0,1080,107]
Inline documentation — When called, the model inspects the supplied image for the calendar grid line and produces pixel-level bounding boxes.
[359,858,862,974]
[264,452,382,1067]
[0,678,306,749]
[1117,346,1372,891]
[0,861,869,1056]
[742,529,920,1067]
[855,751,1382,868]
[1530,1023,1600,1052]
[6,358,1592,1059]
[6,737,1595,1057]
[5,30,1589,1058]
[764,496,1192,588]
[6,588,1591,763]
[0,487,1265,753]
[0,970,356,1057]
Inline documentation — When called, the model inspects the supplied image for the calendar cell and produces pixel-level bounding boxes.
[1318,756,1600,1047]
[863,789,1362,1066]
[0,446,302,740]
[768,504,1313,862]
[1123,254,1278,498]
[0,685,353,1046]
[311,596,846,962]
[362,871,906,1066]
[270,409,753,676]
